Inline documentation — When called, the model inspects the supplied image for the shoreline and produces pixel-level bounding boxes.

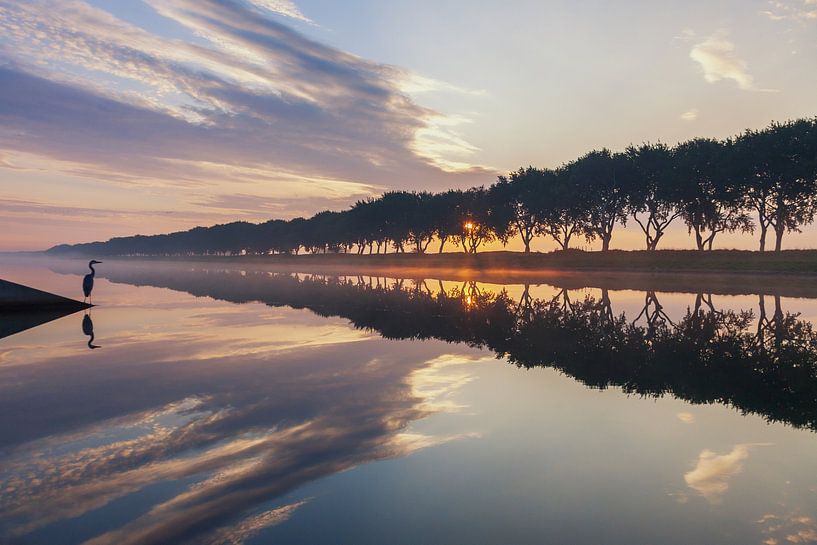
[26,249,817,298]
[42,248,817,273]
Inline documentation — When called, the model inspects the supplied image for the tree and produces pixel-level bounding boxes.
[428,190,465,253]
[673,138,752,250]
[378,191,414,252]
[406,192,437,253]
[734,119,817,251]
[627,142,681,250]
[46,117,817,258]
[490,167,545,253]
[456,187,498,254]
[538,168,588,250]
[565,150,630,252]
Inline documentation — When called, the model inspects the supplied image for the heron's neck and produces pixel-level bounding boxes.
[89,264,96,275]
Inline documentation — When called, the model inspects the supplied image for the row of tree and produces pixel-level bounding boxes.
[50,118,817,256]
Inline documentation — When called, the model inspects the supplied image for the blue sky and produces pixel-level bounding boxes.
[0,0,815,250]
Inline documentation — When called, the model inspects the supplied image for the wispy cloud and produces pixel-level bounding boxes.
[761,0,817,21]
[246,0,313,23]
[689,34,759,91]
[679,109,699,122]
[0,0,490,247]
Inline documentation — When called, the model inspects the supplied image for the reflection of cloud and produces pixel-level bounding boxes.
[409,353,484,412]
[690,34,757,91]
[676,411,695,424]
[685,445,749,502]
[758,512,817,545]
[684,443,769,502]
[0,299,480,543]
[206,500,309,545]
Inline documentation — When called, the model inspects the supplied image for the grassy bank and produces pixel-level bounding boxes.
[111,249,817,274]
[34,249,817,297]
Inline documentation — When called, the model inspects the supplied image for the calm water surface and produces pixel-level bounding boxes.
[1,257,816,545]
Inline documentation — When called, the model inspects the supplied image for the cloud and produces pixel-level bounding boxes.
[398,71,487,97]
[680,109,699,122]
[761,0,817,21]
[246,0,313,23]
[0,0,491,248]
[689,34,757,90]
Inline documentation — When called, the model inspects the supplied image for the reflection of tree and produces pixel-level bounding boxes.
[597,288,614,323]
[756,293,789,353]
[632,291,674,332]
[693,292,720,315]
[516,284,534,324]
[97,267,817,431]
[549,288,573,313]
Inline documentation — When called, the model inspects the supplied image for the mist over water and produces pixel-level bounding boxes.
[1,257,816,545]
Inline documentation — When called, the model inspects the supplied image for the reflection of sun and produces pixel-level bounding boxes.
[461,283,480,310]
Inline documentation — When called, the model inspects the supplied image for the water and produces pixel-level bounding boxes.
[1,257,816,545]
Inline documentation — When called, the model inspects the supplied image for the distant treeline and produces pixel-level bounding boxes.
[49,118,817,256]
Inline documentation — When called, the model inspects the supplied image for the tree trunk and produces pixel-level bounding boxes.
[439,237,446,253]
[774,224,784,252]
[601,235,611,252]
[694,228,705,251]
[759,223,767,252]
[520,225,532,253]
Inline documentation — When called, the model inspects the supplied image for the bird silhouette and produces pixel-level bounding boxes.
[82,260,102,304]
[82,312,100,349]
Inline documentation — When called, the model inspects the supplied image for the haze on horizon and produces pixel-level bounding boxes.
[1,0,816,252]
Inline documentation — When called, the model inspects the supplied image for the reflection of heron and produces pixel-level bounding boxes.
[82,311,100,349]
[82,260,102,304]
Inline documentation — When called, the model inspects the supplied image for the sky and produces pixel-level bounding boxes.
[0,0,816,251]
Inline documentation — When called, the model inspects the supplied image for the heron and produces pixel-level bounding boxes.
[82,260,102,304]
